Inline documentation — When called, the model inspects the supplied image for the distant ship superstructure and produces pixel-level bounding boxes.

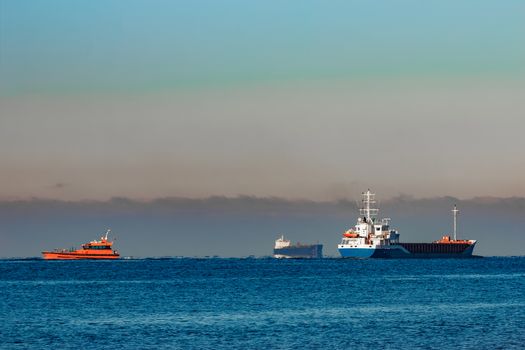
[42,229,120,260]
[273,235,323,259]
[338,190,477,258]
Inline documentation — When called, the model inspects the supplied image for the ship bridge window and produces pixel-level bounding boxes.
[88,246,111,250]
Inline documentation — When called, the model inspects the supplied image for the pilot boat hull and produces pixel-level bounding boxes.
[42,251,120,260]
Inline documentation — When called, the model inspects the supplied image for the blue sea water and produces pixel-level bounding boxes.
[0,258,524,349]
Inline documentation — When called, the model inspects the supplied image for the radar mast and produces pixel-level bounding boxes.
[452,205,459,240]
[360,189,379,223]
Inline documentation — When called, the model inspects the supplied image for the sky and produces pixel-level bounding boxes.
[0,1,524,256]
[1,0,524,201]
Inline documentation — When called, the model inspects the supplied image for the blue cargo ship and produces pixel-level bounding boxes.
[338,190,477,258]
[273,236,323,259]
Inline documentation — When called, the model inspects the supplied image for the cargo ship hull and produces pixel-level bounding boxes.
[338,242,476,259]
[274,244,323,259]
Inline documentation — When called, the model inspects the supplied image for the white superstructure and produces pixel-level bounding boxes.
[338,190,400,251]
[274,235,291,249]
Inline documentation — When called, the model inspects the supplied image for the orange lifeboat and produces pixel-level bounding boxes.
[343,230,359,238]
[42,229,120,260]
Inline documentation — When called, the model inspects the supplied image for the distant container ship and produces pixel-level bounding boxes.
[42,229,120,260]
[273,235,323,259]
[338,190,477,258]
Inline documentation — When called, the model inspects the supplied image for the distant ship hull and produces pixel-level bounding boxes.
[274,244,323,259]
[42,251,120,260]
[338,242,477,259]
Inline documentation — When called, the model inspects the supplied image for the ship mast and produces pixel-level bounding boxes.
[452,205,459,240]
[360,189,379,223]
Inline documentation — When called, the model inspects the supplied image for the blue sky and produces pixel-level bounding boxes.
[2,0,524,94]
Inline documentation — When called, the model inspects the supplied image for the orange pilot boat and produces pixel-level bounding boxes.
[42,229,120,260]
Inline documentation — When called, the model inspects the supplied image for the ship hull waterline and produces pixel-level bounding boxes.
[42,252,120,260]
[273,244,323,259]
[338,243,477,259]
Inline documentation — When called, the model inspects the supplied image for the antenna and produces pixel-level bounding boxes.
[105,229,111,240]
[452,205,459,240]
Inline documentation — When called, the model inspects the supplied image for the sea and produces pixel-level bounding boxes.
[1,257,524,349]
